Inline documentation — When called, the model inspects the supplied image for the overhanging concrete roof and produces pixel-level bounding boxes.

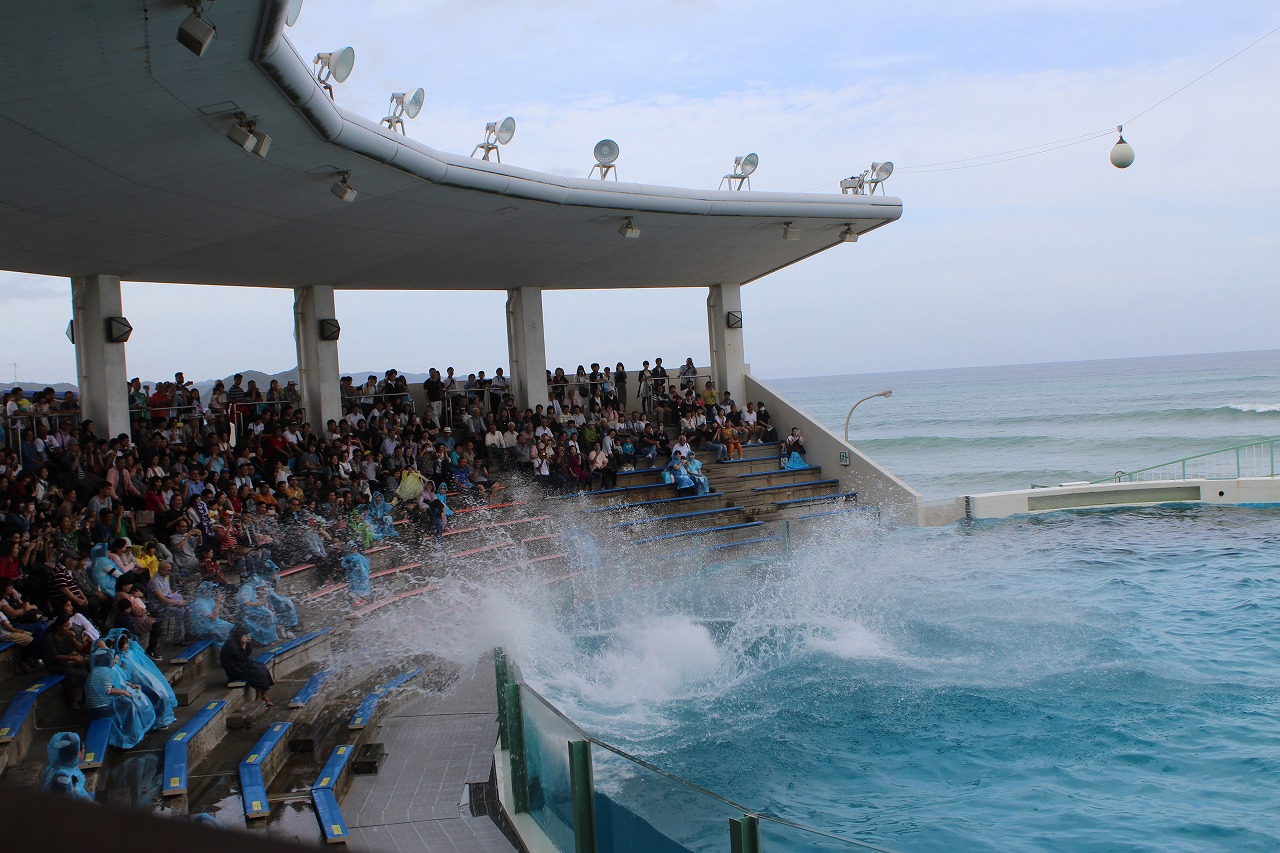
[0,0,902,291]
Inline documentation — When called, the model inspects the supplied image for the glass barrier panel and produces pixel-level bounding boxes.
[591,743,745,853]
[759,815,892,853]
[520,686,583,852]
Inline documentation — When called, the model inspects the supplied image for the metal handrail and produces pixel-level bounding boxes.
[1091,437,1280,484]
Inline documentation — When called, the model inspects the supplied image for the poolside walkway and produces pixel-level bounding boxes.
[345,653,513,853]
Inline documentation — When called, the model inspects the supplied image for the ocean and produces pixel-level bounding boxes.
[507,349,1280,852]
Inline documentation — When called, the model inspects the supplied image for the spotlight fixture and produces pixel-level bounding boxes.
[226,113,270,158]
[618,217,640,239]
[840,161,893,195]
[838,224,858,243]
[381,87,425,135]
[177,2,216,57]
[589,139,620,180]
[782,222,799,241]
[313,47,355,100]
[718,152,758,191]
[471,117,516,162]
[105,316,133,344]
[331,171,356,202]
[1110,125,1135,169]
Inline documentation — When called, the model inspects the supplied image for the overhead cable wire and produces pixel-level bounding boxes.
[886,23,1280,175]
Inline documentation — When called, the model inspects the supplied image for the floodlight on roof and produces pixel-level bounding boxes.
[313,47,355,100]
[471,116,516,162]
[331,171,356,203]
[381,87,425,135]
[618,217,640,239]
[284,0,304,27]
[839,224,858,243]
[718,152,759,191]
[177,2,216,57]
[590,139,620,180]
[840,161,893,195]
[782,222,799,241]
[227,113,270,158]
[1110,125,1135,168]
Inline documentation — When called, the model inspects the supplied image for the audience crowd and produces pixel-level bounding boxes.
[4,357,801,784]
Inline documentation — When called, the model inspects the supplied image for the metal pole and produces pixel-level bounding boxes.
[494,648,510,750]
[842,389,892,443]
[505,683,529,813]
[729,815,760,853]
[568,741,598,853]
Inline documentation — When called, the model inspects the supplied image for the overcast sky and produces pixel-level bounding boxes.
[2,0,1277,385]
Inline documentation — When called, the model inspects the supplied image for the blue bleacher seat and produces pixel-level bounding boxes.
[312,786,350,844]
[81,717,113,769]
[348,667,423,730]
[634,521,763,545]
[162,699,226,796]
[239,721,292,819]
[0,675,64,744]
[288,670,331,709]
[169,638,215,665]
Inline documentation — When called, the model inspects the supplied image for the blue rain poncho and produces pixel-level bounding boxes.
[686,455,711,496]
[784,451,809,470]
[104,628,177,729]
[236,577,278,645]
[87,647,156,749]
[89,542,122,598]
[41,732,95,802]
[188,581,233,643]
[365,493,398,540]
[341,543,372,599]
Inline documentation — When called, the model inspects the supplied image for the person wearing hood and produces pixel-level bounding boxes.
[189,581,233,643]
[365,492,398,540]
[86,647,155,749]
[219,625,274,708]
[686,451,711,496]
[41,732,95,802]
[104,628,177,728]
[341,542,372,606]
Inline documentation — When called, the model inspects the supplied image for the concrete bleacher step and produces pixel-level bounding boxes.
[749,479,841,502]
[633,520,765,545]
[613,505,748,533]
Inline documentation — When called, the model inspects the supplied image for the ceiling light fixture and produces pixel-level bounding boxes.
[227,113,270,158]
[313,47,356,100]
[718,152,758,191]
[590,139,620,180]
[782,222,799,241]
[1110,126,1135,169]
[381,87,425,135]
[471,117,516,162]
[331,171,356,202]
[177,2,216,57]
[618,217,640,239]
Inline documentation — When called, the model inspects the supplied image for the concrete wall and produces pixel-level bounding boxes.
[745,373,922,525]
[965,477,1280,520]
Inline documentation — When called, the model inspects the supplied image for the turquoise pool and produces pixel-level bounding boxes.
[524,505,1280,851]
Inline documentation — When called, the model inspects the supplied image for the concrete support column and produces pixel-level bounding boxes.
[707,282,746,405]
[293,285,342,430]
[71,274,130,438]
[505,287,549,412]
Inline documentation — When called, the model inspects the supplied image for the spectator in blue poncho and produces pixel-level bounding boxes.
[104,628,176,729]
[341,542,372,605]
[685,451,711,496]
[86,647,155,749]
[41,732,95,802]
[89,542,123,600]
[236,577,279,644]
[189,581,232,643]
[365,493,398,540]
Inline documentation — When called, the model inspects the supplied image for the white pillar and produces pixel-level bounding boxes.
[707,282,746,405]
[293,285,342,430]
[505,287,549,412]
[71,274,130,438]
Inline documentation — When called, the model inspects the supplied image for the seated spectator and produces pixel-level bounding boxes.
[220,625,274,708]
[44,615,91,709]
[40,732,95,802]
[588,441,616,490]
[86,647,155,749]
[364,493,398,539]
[147,560,187,648]
[103,628,177,728]
[188,581,232,642]
[341,543,372,606]
[0,604,37,673]
[784,427,806,459]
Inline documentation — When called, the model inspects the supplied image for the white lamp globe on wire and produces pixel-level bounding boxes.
[1110,126,1135,169]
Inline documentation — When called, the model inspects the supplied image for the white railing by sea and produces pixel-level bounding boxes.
[1093,438,1280,484]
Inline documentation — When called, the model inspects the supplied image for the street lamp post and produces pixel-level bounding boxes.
[843,389,892,443]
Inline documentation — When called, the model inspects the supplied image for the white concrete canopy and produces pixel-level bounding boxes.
[0,1,901,293]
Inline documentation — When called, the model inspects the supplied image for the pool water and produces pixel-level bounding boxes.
[521,505,1280,851]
